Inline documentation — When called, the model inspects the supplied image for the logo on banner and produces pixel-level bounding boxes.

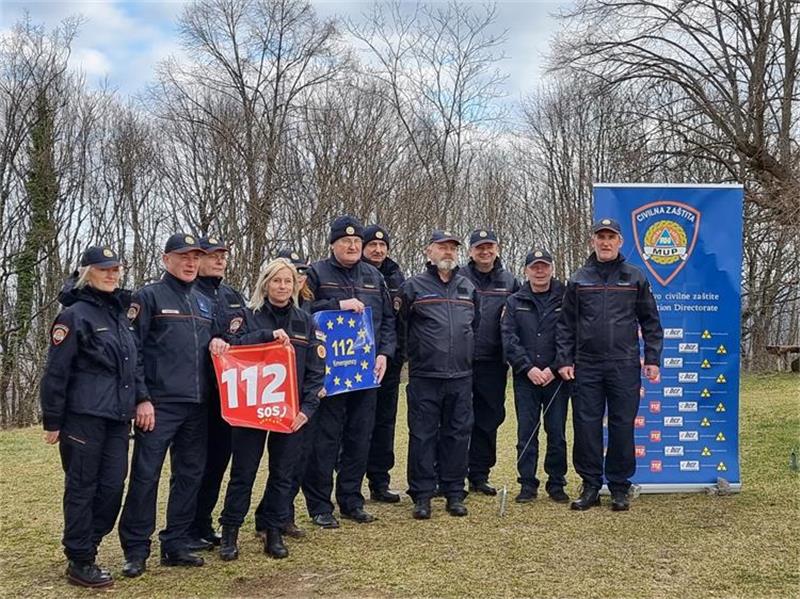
[649,430,662,442]
[650,460,663,473]
[632,201,701,286]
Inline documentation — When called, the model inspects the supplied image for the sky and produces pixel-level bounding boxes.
[0,1,571,101]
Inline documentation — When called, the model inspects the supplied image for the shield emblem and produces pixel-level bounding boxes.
[631,201,701,286]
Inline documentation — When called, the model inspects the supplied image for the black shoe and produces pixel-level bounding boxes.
[281,521,307,539]
[160,550,204,567]
[570,486,601,511]
[469,480,497,496]
[341,507,376,523]
[611,490,631,511]
[219,526,239,561]
[185,537,214,552]
[548,487,570,503]
[515,486,538,503]
[370,487,401,503]
[121,558,146,578]
[311,513,340,529]
[203,531,222,546]
[445,498,468,517]
[412,498,431,520]
[265,528,289,559]
[66,561,114,588]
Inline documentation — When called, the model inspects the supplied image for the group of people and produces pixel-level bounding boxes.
[40,215,663,588]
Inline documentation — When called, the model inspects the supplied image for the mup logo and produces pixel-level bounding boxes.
[632,201,701,286]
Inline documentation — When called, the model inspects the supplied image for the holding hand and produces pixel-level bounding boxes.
[340,298,365,313]
[209,338,230,355]
[272,329,291,346]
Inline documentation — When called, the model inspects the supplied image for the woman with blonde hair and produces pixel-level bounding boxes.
[40,246,138,588]
[210,258,325,560]
[277,249,313,309]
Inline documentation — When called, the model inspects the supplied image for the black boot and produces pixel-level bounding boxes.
[611,489,631,511]
[570,485,601,511]
[445,497,468,517]
[219,526,239,561]
[265,528,289,559]
[412,498,432,520]
[66,561,114,588]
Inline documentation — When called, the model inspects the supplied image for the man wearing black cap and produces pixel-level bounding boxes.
[118,233,213,576]
[398,230,478,519]
[361,224,406,503]
[501,249,570,504]
[462,229,519,495]
[301,215,397,527]
[555,218,663,511]
[186,237,248,550]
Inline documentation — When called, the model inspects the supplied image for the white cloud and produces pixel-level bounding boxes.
[69,46,111,77]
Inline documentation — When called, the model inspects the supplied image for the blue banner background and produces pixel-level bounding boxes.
[594,184,743,489]
[313,307,379,397]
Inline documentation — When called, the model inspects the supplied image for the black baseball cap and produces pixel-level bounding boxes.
[164,233,205,254]
[429,229,461,245]
[364,224,391,248]
[329,215,364,243]
[199,236,228,252]
[525,249,553,266]
[80,246,121,268]
[277,249,309,272]
[469,229,498,247]
[592,218,622,235]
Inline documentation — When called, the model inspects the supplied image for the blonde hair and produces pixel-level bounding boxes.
[248,258,299,311]
[74,266,91,289]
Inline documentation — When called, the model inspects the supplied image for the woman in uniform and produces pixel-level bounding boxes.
[40,246,138,588]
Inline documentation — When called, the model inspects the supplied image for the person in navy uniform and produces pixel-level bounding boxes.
[211,257,325,560]
[556,218,663,511]
[118,233,213,576]
[398,230,479,520]
[186,237,248,550]
[462,228,519,495]
[362,224,406,503]
[302,215,396,527]
[40,246,136,588]
[277,249,313,310]
[501,249,570,504]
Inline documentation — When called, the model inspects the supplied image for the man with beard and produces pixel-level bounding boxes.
[362,224,406,503]
[398,230,479,520]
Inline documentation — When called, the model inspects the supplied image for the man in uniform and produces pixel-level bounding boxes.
[302,215,396,527]
[462,229,519,495]
[501,249,570,503]
[187,236,247,550]
[118,233,212,576]
[556,218,663,511]
[398,230,478,519]
[362,224,405,503]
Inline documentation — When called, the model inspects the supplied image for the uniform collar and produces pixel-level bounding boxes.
[197,275,222,293]
[163,270,195,292]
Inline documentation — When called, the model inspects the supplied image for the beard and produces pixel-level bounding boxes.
[433,258,457,272]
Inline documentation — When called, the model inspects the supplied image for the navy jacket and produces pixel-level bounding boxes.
[555,254,663,367]
[40,281,138,430]
[398,263,479,379]
[227,301,325,419]
[195,275,247,337]
[369,256,406,359]
[462,258,520,362]
[130,272,214,404]
[501,279,565,378]
[307,255,396,359]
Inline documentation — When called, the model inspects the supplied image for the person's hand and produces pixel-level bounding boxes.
[374,355,388,384]
[558,365,575,381]
[527,366,544,385]
[209,338,230,355]
[44,430,59,444]
[273,329,291,346]
[541,367,556,386]
[135,401,155,432]
[340,298,365,313]
[644,364,660,383]
[290,412,308,432]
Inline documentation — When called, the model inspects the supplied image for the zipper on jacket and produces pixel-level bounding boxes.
[186,291,200,402]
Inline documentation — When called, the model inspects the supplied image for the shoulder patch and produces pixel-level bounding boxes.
[317,345,327,359]
[228,316,243,334]
[315,329,327,342]
[127,302,140,321]
[51,324,69,346]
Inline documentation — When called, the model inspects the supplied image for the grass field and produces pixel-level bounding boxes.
[1,373,798,598]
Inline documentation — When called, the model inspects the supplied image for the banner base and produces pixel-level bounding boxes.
[600,483,742,494]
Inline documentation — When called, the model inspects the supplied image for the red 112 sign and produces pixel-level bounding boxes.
[212,342,299,433]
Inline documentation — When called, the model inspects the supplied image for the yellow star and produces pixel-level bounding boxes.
[325,366,331,375]
[348,318,356,328]
[326,320,334,330]
[357,328,367,339]
[355,373,363,383]
[336,315,344,325]
[333,376,341,386]
[363,343,372,353]
[361,360,369,370]
[344,378,353,388]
